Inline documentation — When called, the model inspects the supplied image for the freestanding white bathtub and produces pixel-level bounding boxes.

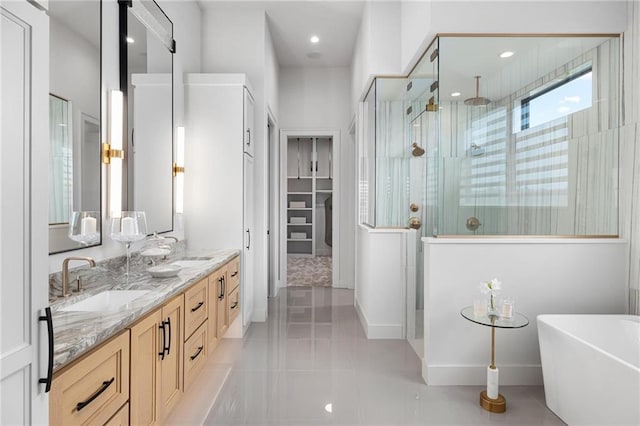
[538,315,640,426]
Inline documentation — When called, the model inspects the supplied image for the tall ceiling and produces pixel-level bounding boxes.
[198,1,365,67]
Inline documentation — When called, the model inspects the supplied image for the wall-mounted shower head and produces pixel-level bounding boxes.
[464,76,491,107]
[412,143,425,157]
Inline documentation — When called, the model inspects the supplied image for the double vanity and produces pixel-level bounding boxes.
[48,248,241,425]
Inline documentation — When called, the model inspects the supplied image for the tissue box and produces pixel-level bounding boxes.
[290,217,306,224]
[289,201,306,208]
[290,232,307,239]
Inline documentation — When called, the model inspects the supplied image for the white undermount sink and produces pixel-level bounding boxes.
[59,290,150,312]
[170,257,213,268]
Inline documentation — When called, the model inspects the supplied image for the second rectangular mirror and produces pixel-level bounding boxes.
[120,0,174,234]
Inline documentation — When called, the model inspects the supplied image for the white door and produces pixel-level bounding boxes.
[242,153,254,329]
[0,1,50,424]
[243,87,255,157]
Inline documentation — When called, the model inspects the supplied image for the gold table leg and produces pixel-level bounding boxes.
[480,320,506,413]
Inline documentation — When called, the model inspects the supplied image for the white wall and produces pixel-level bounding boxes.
[356,226,416,338]
[201,5,280,321]
[279,66,355,289]
[350,1,402,109]
[399,0,628,74]
[50,17,99,119]
[422,238,628,385]
[48,0,201,272]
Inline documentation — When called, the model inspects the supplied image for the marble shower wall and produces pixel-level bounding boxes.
[437,37,620,236]
[620,1,640,315]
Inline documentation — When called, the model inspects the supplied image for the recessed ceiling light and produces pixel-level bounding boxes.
[126,36,135,44]
[451,92,461,97]
[310,35,320,44]
[499,51,514,58]
[324,403,333,413]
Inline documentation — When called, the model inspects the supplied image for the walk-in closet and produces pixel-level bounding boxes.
[284,134,335,287]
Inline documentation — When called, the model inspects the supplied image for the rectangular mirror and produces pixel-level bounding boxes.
[120,0,174,234]
[49,0,102,254]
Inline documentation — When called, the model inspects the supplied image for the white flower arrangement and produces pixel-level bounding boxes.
[479,278,502,312]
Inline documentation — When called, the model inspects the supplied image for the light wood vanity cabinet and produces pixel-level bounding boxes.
[51,255,241,425]
[129,295,184,425]
[50,331,130,425]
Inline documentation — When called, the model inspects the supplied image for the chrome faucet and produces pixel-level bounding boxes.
[61,257,96,298]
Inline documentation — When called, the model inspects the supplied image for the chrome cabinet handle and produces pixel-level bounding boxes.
[76,377,115,412]
[39,307,53,393]
[246,229,251,250]
[246,128,251,146]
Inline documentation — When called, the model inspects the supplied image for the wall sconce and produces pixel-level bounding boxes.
[174,125,185,214]
[105,90,124,217]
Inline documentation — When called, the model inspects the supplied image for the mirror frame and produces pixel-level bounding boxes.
[48,0,103,255]
[118,0,175,234]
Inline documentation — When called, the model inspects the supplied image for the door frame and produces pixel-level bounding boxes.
[267,110,279,298]
[279,129,340,289]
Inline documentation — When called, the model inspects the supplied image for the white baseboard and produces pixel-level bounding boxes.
[355,298,403,339]
[333,279,354,289]
[424,365,543,386]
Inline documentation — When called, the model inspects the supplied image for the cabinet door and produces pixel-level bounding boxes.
[216,267,229,338]
[0,3,49,424]
[243,87,255,156]
[129,309,162,425]
[243,154,254,328]
[159,295,183,419]
[207,270,221,351]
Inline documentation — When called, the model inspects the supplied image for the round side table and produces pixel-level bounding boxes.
[460,306,529,413]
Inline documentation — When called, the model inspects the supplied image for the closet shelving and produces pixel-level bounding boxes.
[287,136,333,256]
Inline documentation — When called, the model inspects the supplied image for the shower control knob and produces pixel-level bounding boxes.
[466,217,481,231]
[410,203,419,212]
[408,217,422,230]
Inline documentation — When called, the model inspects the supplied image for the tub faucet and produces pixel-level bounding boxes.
[61,257,96,298]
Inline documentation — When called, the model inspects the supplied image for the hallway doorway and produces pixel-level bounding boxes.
[280,130,340,289]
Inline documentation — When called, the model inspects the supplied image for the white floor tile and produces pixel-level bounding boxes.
[203,288,565,426]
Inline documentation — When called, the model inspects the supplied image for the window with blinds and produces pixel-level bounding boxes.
[461,66,592,207]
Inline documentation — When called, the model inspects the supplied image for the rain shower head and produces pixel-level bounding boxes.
[464,76,491,107]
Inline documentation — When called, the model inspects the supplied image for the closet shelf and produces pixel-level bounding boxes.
[288,223,312,226]
[287,176,312,179]
[287,238,312,242]
[287,207,312,210]
[287,191,312,195]
[316,190,332,193]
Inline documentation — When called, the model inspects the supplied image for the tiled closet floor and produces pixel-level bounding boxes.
[204,287,565,425]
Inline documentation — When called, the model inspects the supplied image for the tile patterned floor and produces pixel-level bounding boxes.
[287,255,332,287]
[204,287,566,425]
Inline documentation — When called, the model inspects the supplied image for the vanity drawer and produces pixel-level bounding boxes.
[227,256,240,292]
[50,331,130,426]
[104,402,129,426]
[183,321,207,391]
[228,286,240,324]
[184,277,208,340]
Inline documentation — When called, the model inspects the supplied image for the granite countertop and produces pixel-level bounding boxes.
[49,248,239,372]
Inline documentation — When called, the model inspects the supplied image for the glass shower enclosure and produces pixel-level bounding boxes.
[359,34,620,357]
